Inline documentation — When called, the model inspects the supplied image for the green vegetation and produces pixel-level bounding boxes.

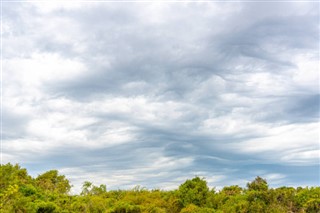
[1,163,319,212]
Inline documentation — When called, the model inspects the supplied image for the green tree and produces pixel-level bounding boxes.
[247,176,268,191]
[246,177,270,213]
[221,185,243,196]
[270,187,296,212]
[180,204,215,213]
[0,163,34,211]
[304,198,320,213]
[35,201,59,213]
[294,187,320,212]
[0,184,19,210]
[2,163,320,213]
[0,163,33,191]
[81,181,107,196]
[36,170,71,194]
[178,177,209,207]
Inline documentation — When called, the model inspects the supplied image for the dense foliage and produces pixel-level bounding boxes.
[1,163,319,212]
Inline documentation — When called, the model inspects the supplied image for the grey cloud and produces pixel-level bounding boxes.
[287,94,319,121]
[254,94,320,124]
[3,2,319,191]
[2,108,30,140]
[42,3,317,103]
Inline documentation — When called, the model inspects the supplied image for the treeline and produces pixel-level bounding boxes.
[0,163,319,213]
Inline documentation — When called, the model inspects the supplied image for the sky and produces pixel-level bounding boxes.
[1,1,319,193]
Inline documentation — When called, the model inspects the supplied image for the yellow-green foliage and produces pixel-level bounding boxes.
[0,163,319,213]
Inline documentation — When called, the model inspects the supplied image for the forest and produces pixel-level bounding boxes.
[0,163,319,213]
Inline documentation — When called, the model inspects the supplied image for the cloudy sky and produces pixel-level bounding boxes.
[2,1,319,193]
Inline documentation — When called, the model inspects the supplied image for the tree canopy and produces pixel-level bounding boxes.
[0,163,319,213]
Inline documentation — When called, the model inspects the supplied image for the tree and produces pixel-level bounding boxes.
[247,176,268,191]
[304,198,320,213]
[0,163,32,191]
[81,181,107,196]
[2,163,320,212]
[0,163,33,211]
[35,201,58,213]
[294,187,320,212]
[35,170,71,194]
[178,177,209,207]
[221,185,243,196]
[246,177,270,213]
[270,187,296,212]
[0,184,19,210]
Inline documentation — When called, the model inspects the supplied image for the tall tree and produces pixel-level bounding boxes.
[35,170,71,194]
[178,177,209,207]
[247,176,268,191]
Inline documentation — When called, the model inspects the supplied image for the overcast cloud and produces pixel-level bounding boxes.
[2,1,319,193]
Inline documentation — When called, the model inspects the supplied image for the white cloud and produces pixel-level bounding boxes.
[59,155,194,193]
[229,122,319,164]
[2,1,318,191]
[4,53,86,86]
[292,53,319,93]
[32,1,86,13]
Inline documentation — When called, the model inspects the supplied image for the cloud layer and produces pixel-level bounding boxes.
[2,2,319,193]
